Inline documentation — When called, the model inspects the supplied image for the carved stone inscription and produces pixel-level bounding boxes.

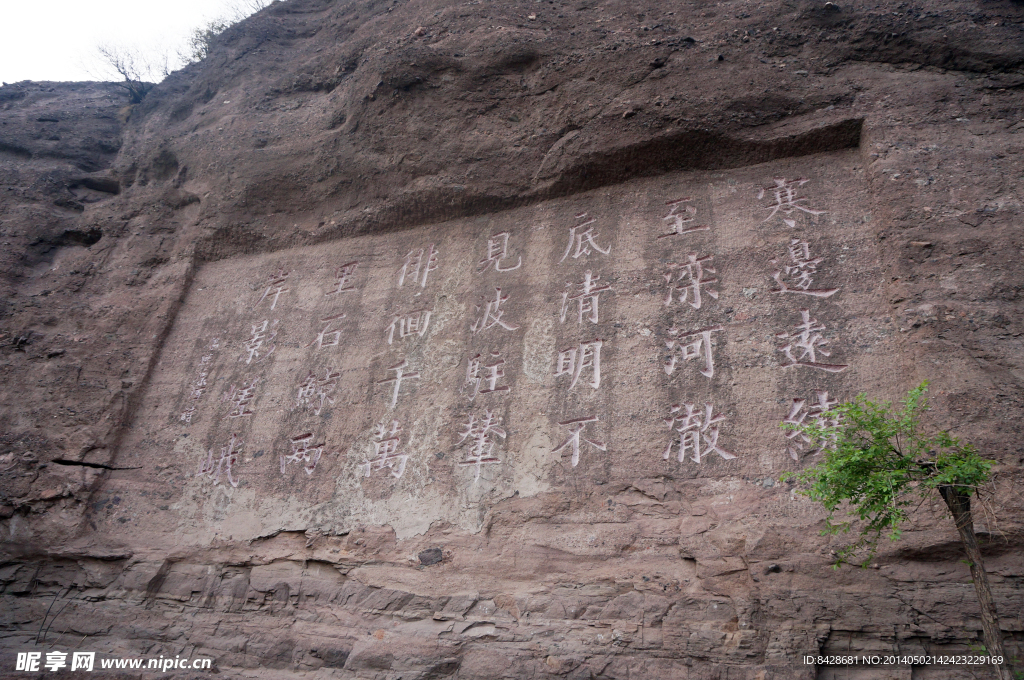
[107,150,899,542]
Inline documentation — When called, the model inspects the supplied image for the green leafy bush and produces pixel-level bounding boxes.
[782,382,991,565]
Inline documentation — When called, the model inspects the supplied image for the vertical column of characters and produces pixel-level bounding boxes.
[757,178,847,462]
[550,213,613,468]
[453,231,525,481]
[655,198,736,466]
[359,245,440,480]
[280,261,361,477]
[178,337,221,424]
[197,268,290,488]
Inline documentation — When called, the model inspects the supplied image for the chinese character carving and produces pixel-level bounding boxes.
[555,339,603,390]
[281,432,327,475]
[225,377,260,418]
[457,409,505,481]
[659,198,709,238]
[471,287,519,333]
[296,369,340,415]
[553,416,606,467]
[663,402,736,464]
[758,177,825,228]
[465,351,510,400]
[665,325,723,379]
[189,355,212,399]
[783,390,840,460]
[479,232,522,273]
[776,310,848,372]
[387,309,432,344]
[377,359,421,408]
[770,238,838,298]
[242,319,277,364]
[309,312,347,350]
[360,420,409,479]
[326,261,359,295]
[560,270,612,324]
[180,354,214,422]
[664,253,719,309]
[559,213,611,263]
[191,374,207,397]
[254,269,290,310]
[198,433,242,487]
[399,244,439,289]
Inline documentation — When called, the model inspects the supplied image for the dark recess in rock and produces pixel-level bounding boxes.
[418,548,443,565]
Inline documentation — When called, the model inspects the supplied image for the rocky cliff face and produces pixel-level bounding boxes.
[1,0,1023,678]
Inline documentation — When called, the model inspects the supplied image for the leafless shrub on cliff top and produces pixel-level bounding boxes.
[95,44,160,103]
[181,0,273,65]
[94,0,274,96]
[182,20,232,63]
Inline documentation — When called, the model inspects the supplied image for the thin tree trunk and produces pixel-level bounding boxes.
[938,484,1011,680]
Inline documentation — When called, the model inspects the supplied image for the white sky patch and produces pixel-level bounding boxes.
[1,0,261,84]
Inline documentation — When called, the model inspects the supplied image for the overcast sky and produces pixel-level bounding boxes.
[1,0,263,85]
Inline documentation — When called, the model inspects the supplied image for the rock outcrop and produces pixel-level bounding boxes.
[1,0,1023,678]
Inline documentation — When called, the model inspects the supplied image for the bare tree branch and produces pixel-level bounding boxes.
[96,44,155,103]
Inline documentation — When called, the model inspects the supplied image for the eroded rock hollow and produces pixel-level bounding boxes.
[1,0,1023,677]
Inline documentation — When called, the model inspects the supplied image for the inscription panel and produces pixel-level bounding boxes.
[101,150,902,542]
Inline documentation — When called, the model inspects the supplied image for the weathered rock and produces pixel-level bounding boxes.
[1,0,1024,678]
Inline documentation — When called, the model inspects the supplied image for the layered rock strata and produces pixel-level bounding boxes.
[1,0,1023,678]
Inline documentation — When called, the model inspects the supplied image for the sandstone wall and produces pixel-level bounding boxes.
[1,0,1023,678]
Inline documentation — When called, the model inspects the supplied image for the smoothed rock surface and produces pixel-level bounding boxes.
[1,0,1023,678]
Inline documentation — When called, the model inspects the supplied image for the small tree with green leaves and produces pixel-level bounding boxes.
[782,383,1010,679]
